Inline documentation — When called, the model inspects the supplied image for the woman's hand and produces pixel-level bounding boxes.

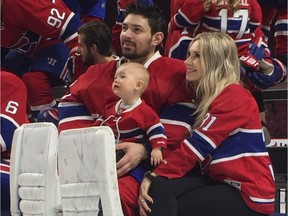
[138,173,157,216]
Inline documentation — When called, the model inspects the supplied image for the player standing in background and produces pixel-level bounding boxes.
[165,0,262,65]
[1,71,30,215]
[258,0,287,66]
[1,0,106,122]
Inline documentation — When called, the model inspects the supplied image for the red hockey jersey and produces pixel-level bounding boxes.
[155,84,275,214]
[94,99,167,149]
[167,0,262,57]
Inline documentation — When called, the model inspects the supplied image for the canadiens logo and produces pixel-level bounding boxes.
[9,31,40,54]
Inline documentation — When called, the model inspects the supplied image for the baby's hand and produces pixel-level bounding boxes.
[150,148,163,167]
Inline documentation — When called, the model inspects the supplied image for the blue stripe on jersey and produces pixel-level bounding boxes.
[261,26,271,40]
[186,129,266,161]
[202,17,249,33]
[62,0,81,14]
[170,37,193,60]
[174,13,199,28]
[58,104,92,120]
[159,103,196,125]
[130,166,147,183]
[274,22,288,33]
[119,128,145,140]
[0,118,17,150]
[212,132,266,161]
[147,124,166,137]
[185,132,215,158]
[130,162,150,183]
[60,15,82,42]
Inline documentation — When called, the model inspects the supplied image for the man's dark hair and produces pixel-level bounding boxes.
[77,21,113,56]
[125,2,167,39]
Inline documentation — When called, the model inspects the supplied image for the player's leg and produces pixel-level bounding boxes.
[1,49,31,77]
[118,175,140,216]
[22,42,69,123]
[22,71,58,121]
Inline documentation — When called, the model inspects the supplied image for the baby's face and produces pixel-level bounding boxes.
[112,66,138,100]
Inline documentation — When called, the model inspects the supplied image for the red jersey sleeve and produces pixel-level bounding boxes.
[2,0,81,48]
[170,0,204,31]
[1,71,29,152]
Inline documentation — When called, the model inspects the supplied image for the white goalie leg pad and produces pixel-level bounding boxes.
[61,182,100,212]
[18,186,45,200]
[19,200,45,214]
[61,196,101,212]
[58,126,123,216]
[18,173,45,187]
[60,182,99,197]
[10,123,60,216]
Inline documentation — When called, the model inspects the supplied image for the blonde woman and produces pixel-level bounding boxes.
[138,32,275,216]
[166,0,287,145]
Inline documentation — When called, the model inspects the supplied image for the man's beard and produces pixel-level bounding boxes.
[122,47,150,60]
[83,51,95,66]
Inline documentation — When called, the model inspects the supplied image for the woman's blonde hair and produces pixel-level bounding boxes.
[203,0,241,11]
[203,0,240,11]
[190,32,240,128]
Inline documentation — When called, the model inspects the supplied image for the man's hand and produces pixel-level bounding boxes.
[116,142,147,177]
